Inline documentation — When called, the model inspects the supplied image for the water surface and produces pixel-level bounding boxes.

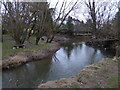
[2,41,114,88]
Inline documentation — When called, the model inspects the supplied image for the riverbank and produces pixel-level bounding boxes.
[2,34,72,70]
[38,57,119,88]
[2,42,60,70]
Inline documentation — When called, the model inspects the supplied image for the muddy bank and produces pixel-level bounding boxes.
[2,43,60,70]
[38,57,119,88]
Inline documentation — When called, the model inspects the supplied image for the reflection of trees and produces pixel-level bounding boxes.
[3,59,52,88]
[85,42,115,57]
[53,54,59,62]
[64,46,73,59]
[24,59,52,87]
[89,49,97,64]
[79,43,82,48]
[61,42,79,59]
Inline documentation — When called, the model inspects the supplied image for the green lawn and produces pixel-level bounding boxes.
[2,42,49,56]
[2,35,49,60]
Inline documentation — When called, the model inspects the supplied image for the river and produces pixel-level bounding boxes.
[2,41,115,88]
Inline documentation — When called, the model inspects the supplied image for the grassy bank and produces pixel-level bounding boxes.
[2,42,60,69]
[3,42,49,59]
[2,34,74,69]
[38,57,119,88]
[2,34,60,69]
[2,35,49,60]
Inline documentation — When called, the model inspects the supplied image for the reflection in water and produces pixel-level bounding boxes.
[3,59,51,88]
[2,42,114,88]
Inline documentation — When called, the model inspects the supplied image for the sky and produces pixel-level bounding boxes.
[1,0,119,22]
[48,0,119,22]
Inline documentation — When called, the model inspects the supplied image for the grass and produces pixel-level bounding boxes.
[94,83,102,88]
[2,35,50,59]
[77,76,88,84]
[76,58,119,88]
[77,71,90,84]
[70,82,79,88]
[2,42,15,54]
[3,42,49,55]
[107,74,119,88]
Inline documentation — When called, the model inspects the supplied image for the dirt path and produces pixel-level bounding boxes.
[38,57,119,88]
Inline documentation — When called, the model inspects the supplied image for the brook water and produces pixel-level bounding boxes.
[2,41,114,88]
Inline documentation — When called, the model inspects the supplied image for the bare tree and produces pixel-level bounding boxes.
[30,2,52,45]
[2,0,79,46]
[84,0,97,35]
[82,0,118,39]
[117,3,120,42]
[2,1,54,45]
[2,1,36,45]
[46,0,79,43]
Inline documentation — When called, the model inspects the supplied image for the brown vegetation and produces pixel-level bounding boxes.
[38,57,119,88]
[2,43,60,70]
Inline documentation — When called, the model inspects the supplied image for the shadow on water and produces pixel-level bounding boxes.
[2,58,52,88]
[2,41,115,88]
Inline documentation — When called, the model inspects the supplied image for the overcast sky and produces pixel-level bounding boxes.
[1,0,119,22]
[48,0,119,22]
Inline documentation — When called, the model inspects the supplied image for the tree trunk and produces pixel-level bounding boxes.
[118,8,120,44]
[48,35,54,43]
[21,38,26,44]
[36,37,41,45]
[92,1,97,37]
[46,37,50,43]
